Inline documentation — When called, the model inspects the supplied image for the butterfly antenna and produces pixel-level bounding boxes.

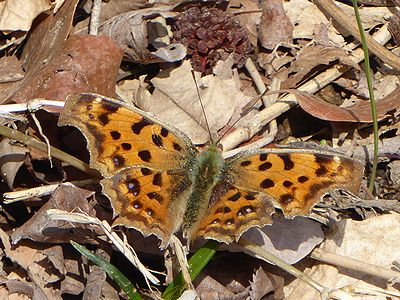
[215,88,270,145]
[191,70,214,143]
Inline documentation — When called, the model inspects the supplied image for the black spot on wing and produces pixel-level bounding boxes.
[153,173,162,186]
[279,194,294,205]
[152,134,163,147]
[101,102,119,113]
[126,177,140,196]
[112,154,125,167]
[298,176,309,183]
[98,113,110,125]
[138,150,151,162]
[110,131,121,140]
[278,154,294,170]
[260,178,274,189]
[173,142,182,151]
[161,127,169,137]
[259,162,272,171]
[240,160,251,167]
[132,119,152,134]
[121,143,132,150]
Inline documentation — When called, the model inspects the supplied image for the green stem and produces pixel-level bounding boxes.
[350,1,378,192]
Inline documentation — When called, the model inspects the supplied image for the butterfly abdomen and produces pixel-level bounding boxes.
[182,145,226,240]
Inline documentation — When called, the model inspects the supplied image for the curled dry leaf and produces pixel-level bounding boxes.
[0,138,27,188]
[285,87,400,122]
[226,215,324,264]
[9,34,123,108]
[249,267,284,300]
[99,8,186,64]
[11,184,101,244]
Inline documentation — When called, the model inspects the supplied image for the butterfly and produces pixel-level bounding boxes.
[58,93,364,248]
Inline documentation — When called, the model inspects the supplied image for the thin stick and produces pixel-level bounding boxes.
[89,0,102,35]
[238,237,331,299]
[0,125,99,178]
[310,248,400,282]
[3,180,97,203]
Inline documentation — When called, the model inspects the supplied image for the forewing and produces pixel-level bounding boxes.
[59,93,197,247]
[226,148,364,217]
[58,93,197,177]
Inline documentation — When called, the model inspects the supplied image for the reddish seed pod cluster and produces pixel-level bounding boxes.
[173,6,252,73]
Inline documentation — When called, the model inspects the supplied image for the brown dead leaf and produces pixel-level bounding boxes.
[10,34,123,108]
[285,214,400,299]
[0,56,24,103]
[258,0,293,50]
[2,278,47,299]
[60,258,85,296]
[195,275,240,299]
[249,267,284,300]
[282,45,359,89]
[11,184,101,244]
[5,241,63,299]
[0,0,65,32]
[226,215,324,264]
[227,0,262,47]
[0,139,28,188]
[20,0,79,79]
[286,87,400,122]
[99,8,186,63]
[135,60,250,144]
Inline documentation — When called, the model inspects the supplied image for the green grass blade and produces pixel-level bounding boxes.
[162,240,219,300]
[70,241,142,300]
[351,0,379,192]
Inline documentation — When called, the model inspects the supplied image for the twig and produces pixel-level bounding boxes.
[3,180,97,203]
[0,99,64,114]
[0,125,99,178]
[89,0,102,35]
[310,248,400,282]
[238,237,331,300]
[46,209,160,286]
[314,0,400,71]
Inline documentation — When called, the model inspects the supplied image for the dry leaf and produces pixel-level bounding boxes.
[258,0,293,50]
[284,0,345,46]
[0,139,27,188]
[226,215,324,265]
[286,87,400,122]
[227,0,262,47]
[135,60,250,144]
[5,241,64,299]
[11,184,101,244]
[249,267,284,300]
[10,34,123,107]
[0,0,65,32]
[99,8,186,63]
[285,213,400,299]
[282,45,359,89]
